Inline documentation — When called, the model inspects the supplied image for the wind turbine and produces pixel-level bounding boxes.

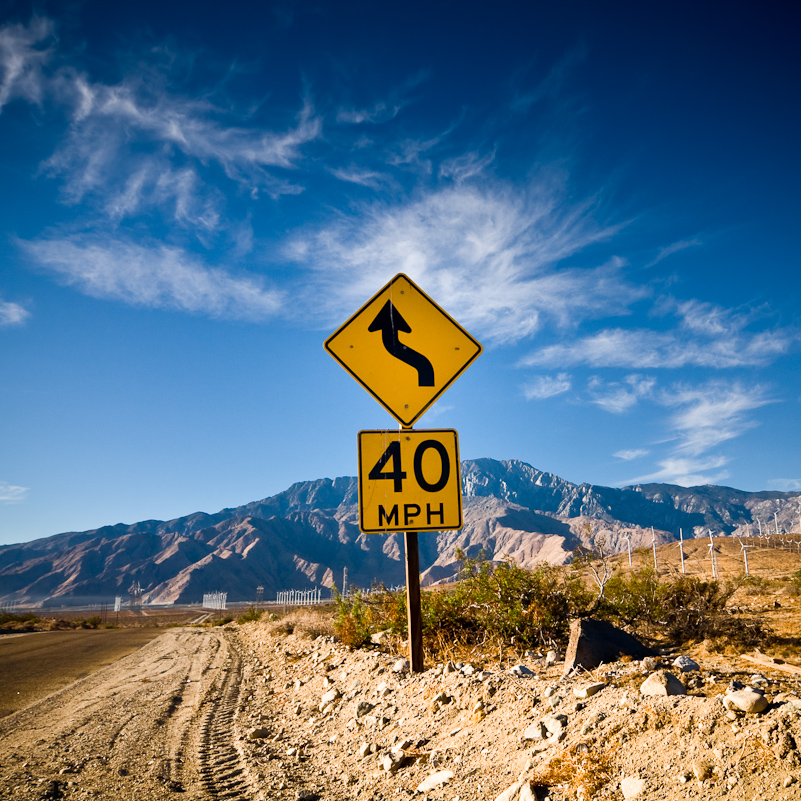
[707,530,718,579]
[737,536,754,575]
[651,527,658,571]
[677,528,686,574]
[620,531,633,567]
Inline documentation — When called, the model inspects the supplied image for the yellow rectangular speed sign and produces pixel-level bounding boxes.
[357,429,463,533]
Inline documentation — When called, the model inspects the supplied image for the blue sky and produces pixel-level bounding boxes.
[1,1,799,545]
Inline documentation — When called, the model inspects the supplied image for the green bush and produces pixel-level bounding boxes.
[347,550,592,656]
[333,587,372,648]
[236,606,264,625]
[420,549,591,650]
[598,568,771,648]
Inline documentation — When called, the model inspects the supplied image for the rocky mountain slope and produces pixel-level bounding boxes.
[1,459,799,607]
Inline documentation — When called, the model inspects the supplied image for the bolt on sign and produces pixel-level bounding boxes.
[358,429,462,533]
[324,273,482,427]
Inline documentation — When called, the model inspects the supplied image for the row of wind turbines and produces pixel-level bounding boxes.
[616,511,801,578]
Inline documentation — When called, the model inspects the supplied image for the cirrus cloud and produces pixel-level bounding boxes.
[0,481,29,503]
[0,297,30,326]
[22,235,283,320]
[287,180,643,341]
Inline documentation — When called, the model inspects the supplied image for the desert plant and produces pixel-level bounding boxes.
[359,551,591,657]
[333,587,372,648]
[530,743,614,799]
[599,569,772,648]
[237,606,264,625]
[266,607,335,639]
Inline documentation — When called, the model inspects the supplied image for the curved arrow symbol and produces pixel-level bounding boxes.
[368,300,435,386]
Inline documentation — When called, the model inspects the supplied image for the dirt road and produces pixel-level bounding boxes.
[0,627,261,801]
[0,629,163,717]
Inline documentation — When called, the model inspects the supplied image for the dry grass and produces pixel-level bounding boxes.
[264,607,335,639]
[530,743,614,799]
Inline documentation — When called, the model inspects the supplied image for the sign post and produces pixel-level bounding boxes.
[325,273,481,672]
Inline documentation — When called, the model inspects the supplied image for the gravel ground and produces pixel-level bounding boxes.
[235,621,801,801]
[0,621,799,801]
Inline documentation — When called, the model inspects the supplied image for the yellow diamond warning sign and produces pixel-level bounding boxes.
[358,429,462,533]
[325,274,482,426]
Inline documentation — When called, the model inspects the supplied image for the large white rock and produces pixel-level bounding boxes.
[493,779,523,801]
[621,776,646,799]
[673,655,700,672]
[518,783,536,801]
[415,770,454,793]
[522,721,546,741]
[319,688,340,711]
[723,689,769,714]
[639,670,686,697]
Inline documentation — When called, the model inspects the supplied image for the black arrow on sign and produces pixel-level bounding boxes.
[368,300,435,386]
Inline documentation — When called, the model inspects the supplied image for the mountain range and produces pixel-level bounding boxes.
[1,458,799,607]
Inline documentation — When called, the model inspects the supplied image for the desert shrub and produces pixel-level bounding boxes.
[426,550,591,649]
[0,611,42,632]
[357,551,592,656]
[334,588,372,648]
[530,743,614,799]
[788,570,801,597]
[236,606,264,625]
[599,569,772,648]
[739,575,766,595]
[600,568,667,633]
[266,607,335,639]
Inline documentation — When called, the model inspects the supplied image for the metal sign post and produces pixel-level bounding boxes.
[325,273,482,672]
[404,531,424,672]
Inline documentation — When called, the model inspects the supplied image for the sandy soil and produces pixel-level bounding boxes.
[0,629,163,717]
[0,626,258,801]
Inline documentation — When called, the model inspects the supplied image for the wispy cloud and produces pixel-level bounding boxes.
[645,237,701,268]
[522,299,796,369]
[288,180,640,341]
[588,374,655,413]
[0,481,29,503]
[623,381,775,486]
[614,448,649,461]
[22,235,283,319]
[1,16,321,228]
[45,81,321,210]
[626,455,730,487]
[663,381,774,457]
[0,297,30,326]
[337,101,402,125]
[769,479,801,492]
[327,165,395,189]
[523,373,571,400]
[0,16,53,111]
[438,151,495,183]
[335,71,427,125]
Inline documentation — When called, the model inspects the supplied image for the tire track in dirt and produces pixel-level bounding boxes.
[0,627,261,801]
[193,632,264,801]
